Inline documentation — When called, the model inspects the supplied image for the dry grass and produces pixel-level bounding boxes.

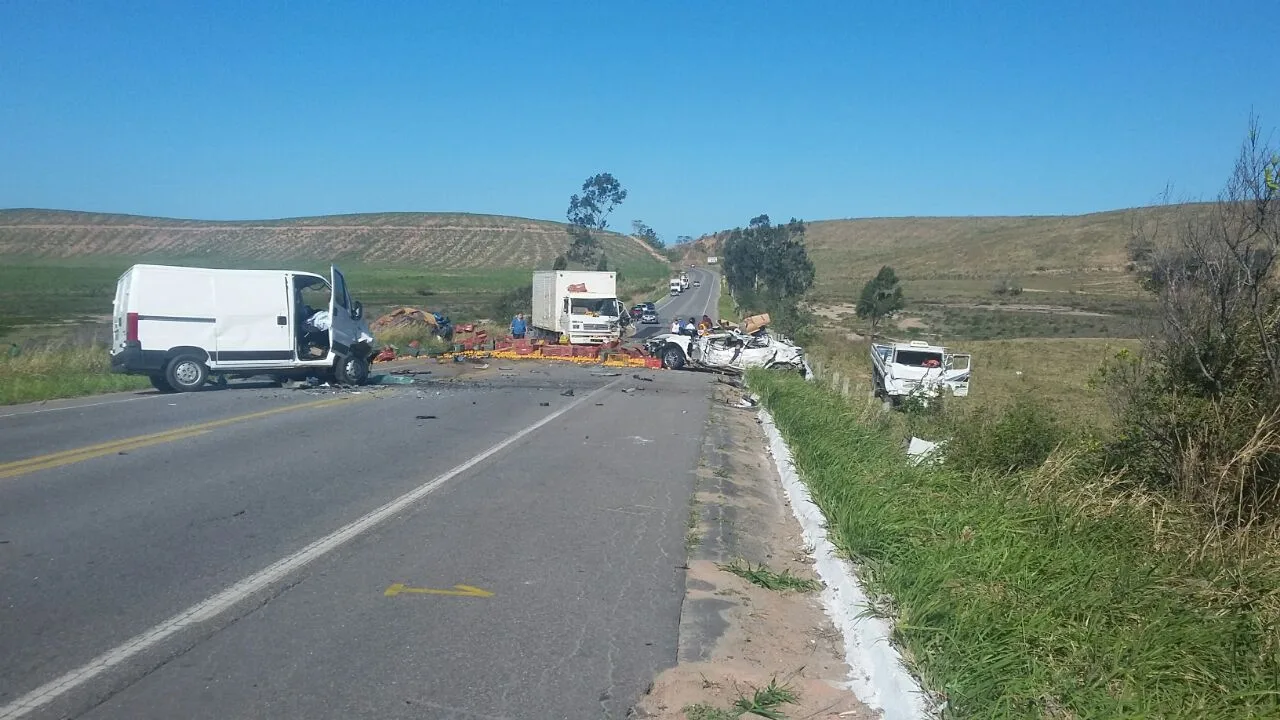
[801,205,1211,297]
[0,209,667,272]
[808,333,1137,425]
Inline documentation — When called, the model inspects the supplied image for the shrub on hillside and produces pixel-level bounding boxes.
[1105,119,1280,529]
[944,396,1066,474]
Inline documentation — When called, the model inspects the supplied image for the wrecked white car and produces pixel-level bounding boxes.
[645,329,808,376]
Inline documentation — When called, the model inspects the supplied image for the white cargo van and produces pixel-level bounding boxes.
[110,264,377,392]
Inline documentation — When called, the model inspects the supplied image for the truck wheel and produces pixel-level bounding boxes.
[149,373,175,393]
[165,355,208,393]
[336,354,370,385]
[662,344,686,370]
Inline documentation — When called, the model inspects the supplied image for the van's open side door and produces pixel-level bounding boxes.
[329,266,360,357]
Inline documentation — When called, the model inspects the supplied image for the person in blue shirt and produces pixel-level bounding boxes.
[511,312,527,339]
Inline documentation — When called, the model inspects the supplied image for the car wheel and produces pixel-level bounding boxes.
[336,353,370,385]
[148,373,176,393]
[662,344,686,370]
[165,355,208,393]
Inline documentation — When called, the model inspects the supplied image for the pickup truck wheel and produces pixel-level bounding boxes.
[336,354,370,385]
[661,344,686,370]
[148,373,175,393]
[165,355,208,392]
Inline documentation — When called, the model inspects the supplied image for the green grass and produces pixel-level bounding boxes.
[683,679,801,720]
[0,257,670,342]
[717,274,738,323]
[1,344,150,405]
[719,560,821,593]
[749,369,1280,719]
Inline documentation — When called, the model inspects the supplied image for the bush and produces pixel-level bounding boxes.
[991,277,1023,296]
[945,396,1066,474]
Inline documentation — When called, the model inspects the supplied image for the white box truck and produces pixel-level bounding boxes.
[530,270,623,344]
[669,278,682,295]
[110,264,377,392]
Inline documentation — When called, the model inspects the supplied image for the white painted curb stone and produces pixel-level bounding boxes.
[759,408,930,720]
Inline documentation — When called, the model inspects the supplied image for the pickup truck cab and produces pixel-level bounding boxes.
[870,340,971,405]
[111,264,377,392]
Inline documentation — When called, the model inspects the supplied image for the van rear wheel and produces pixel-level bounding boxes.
[165,355,208,392]
[149,374,175,393]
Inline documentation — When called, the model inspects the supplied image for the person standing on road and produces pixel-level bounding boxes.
[670,319,681,334]
[511,312,527,339]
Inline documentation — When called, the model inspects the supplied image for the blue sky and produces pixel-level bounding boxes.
[2,1,1276,240]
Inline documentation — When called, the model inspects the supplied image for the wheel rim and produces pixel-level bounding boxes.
[345,358,363,379]
[664,348,681,367]
[174,361,202,385]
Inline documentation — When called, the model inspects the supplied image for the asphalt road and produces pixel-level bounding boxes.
[630,267,720,341]
[0,359,715,719]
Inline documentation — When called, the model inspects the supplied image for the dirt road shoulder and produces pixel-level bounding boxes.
[633,381,874,719]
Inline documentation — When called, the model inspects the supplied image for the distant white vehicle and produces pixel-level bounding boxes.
[646,329,807,377]
[111,264,376,392]
[669,278,683,295]
[870,340,971,406]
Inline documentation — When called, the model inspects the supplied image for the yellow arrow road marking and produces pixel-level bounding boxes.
[0,395,367,480]
[384,583,494,598]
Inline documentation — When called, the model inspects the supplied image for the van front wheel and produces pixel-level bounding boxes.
[166,356,209,392]
[336,354,370,386]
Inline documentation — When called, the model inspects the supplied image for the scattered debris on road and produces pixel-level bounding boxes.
[415,415,438,420]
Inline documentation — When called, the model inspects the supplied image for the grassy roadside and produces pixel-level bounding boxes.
[1,345,150,405]
[749,370,1280,718]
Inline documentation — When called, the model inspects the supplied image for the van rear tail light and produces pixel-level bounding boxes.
[126,312,139,342]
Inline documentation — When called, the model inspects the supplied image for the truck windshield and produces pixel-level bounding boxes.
[894,350,943,366]
[570,298,618,316]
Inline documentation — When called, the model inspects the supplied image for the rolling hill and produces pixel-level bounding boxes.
[0,209,668,271]
[697,205,1205,301]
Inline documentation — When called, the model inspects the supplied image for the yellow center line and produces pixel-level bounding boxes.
[0,395,368,480]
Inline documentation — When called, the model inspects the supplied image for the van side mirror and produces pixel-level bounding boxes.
[352,300,363,320]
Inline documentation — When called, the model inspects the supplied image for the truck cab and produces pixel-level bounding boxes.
[870,339,971,405]
[670,279,682,295]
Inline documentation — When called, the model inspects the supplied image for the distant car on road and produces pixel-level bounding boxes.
[693,280,701,288]
[630,304,646,319]
[640,310,659,324]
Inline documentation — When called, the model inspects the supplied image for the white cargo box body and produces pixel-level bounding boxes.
[110,263,376,391]
[530,270,621,344]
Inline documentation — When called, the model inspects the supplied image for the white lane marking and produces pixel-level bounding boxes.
[0,394,155,420]
[0,378,622,720]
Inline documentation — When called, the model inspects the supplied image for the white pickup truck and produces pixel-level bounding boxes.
[870,340,971,406]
